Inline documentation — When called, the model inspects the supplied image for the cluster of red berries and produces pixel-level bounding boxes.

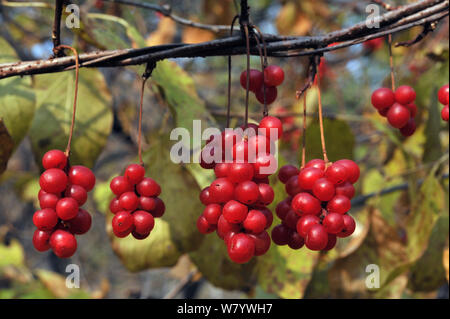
[272,159,359,251]
[33,150,96,258]
[197,116,284,264]
[109,164,165,240]
[371,85,418,137]
[438,84,449,122]
[240,65,285,105]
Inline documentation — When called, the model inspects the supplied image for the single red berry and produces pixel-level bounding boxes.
[249,231,271,256]
[196,215,216,234]
[371,88,395,110]
[258,116,283,141]
[305,224,328,251]
[133,210,155,235]
[56,197,79,220]
[223,200,248,224]
[325,163,348,185]
[39,168,68,194]
[264,65,285,87]
[209,178,234,204]
[305,159,326,172]
[406,103,417,118]
[292,192,321,216]
[33,208,58,231]
[33,229,52,252]
[257,183,274,206]
[335,182,356,199]
[68,166,96,192]
[152,198,165,218]
[234,180,259,205]
[378,107,390,117]
[322,233,337,251]
[298,167,324,190]
[42,150,67,170]
[327,195,351,214]
[227,162,254,183]
[253,154,277,178]
[395,85,416,105]
[110,176,133,196]
[442,105,449,122]
[438,84,449,105]
[112,211,134,235]
[296,214,320,238]
[387,103,411,128]
[224,231,238,247]
[203,204,222,225]
[334,159,360,184]
[119,192,139,211]
[50,230,77,258]
[312,178,335,202]
[109,197,121,214]
[138,196,156,212]
[200,146,216,169]
[275,198,291,220]
[39,193,59,209]
[227,233,255,264]
[288,231,305,250]
[323,213,344,234]
[285,175,304,197]
[131,230,151,240]
[67,209,92,235]
[271,224,291,246]
[259,207,273,229]
[338,214,356,238]
[125,164,146,185]
[136,178,161,197]
[65,184,88,206]
[199,187,213,205]
[214,163,230,178]
[243,209,267,234]
[216,215,241,239]
[255,85,278,105]
[278,165,299,184]
[240,69,264,92]
[400,118,416,137]
[282,209,300,230]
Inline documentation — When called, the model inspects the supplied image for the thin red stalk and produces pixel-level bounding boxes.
[243,24,251,128]
[388,34,396,91]
[316,70,329,164]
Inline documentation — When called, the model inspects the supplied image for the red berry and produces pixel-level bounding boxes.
[56,197,79,220]
[327,195,351,214]
[39,193,59,209]
[42,150,67,170]
[227,233,255,264]
[65,184,87,206]
[203,204,222,225]
[278,165,299,184]
[334,159,360,184]
[298,167,324,190]
[325,163,348,185]
[110,176,133,196]
[138,196,156,212]
[285,175,304,197]
[322,233,337,251]
[125,164,146,185]
[259,207,273,229]
[264,65,285,87]
[109,197,121,214]
[234,180,259,205]
[275,198,291,220]
[33,229,52,252]
[136,178,161,197]
[438,84,449,105]
[312,178,335,202]
[133,210,155,235]
[243,209,267,234]
[232,140,249,162]
[112,211,134,235]
[387,103,411,128]
[338,214,356,238]
[335,182,356,199]
[378,107,389,117]
[395,85,416,105]
[214,163,230,178]
[68,166,96,192]
[200,146,216,169]
[258,116,283,141]
[50,230,77,258]
[406,103,417,118]
[67,209,92,235]
[282,209,300,230]
[119,191,139,211]
[292,192,321,216]
[400,118,416,137]
[371,88,395,110]
[271,224,290,246]
[257,183,274,206]
[249,231,271,256]
[227,162,254,183]
[152,198,166,218]
[288,232,305,250]
[131,230,151,240]
[253,154,277,178]
[33,208,58,231]
[240,69,263,92]
[216,215,240,239]
[247,134,273,157]
[196,215,216,234]
[323,213,344,234]
[296,214,320,238]
[209,178,234,204]
[442,105,449,122]
[223,200,248,224]
[39,168,68,194]
[305,159,326,171]
[255,85,278,105]
[199,187,212,205]
[305,224,328,251]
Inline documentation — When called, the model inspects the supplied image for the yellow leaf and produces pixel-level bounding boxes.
[146,18,176,46]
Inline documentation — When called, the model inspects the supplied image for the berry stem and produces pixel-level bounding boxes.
[227,15,240,128]
[55,45,79,158]
[243,24,251,128]
[253,26,269,117]
[301,91,308,169]
[316,68,329,164]
[388,34,396,91]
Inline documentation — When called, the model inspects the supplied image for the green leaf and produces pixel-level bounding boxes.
[0,240,25,268]
[0,37,36,149]
[0,119,14,175]
[30,69,113,168]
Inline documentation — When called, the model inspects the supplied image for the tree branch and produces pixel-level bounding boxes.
[0,0,447,80]
[52,0,64,57]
